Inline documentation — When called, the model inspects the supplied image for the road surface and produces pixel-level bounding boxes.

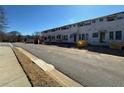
[13,43,124,87]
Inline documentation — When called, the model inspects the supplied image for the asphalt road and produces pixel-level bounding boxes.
[13,43,124,87]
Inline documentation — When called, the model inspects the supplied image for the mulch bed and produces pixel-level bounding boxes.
[13,48,61,87]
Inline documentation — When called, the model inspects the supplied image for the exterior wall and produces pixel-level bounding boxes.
[41,12,124,46]
[78,17,124,45]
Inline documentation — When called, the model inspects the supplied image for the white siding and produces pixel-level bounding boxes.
[41,12,124,46]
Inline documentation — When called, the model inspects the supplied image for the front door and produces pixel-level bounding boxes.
[74,34,77,42]
[99,32,105,43]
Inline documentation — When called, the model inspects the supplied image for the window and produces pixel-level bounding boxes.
[79,34,81,40]
[52,29,56,32]
[86,33,89,40]
[59,35,61,39]
[44,37,47,40]
[78,22,84,27]
[83,21,91,26]
[56,35,61,39]
[63,36,65,40]
[82,34,85,40]
[52,36,55,40]
[63,35,68,40]
[92,20,96,23]
[99,18,103,22]
[115,31,122,40]
[48,36,51,41]
[65,35,68,40]
[117,17,123,20]
[70,34,73,38]
[61,26,69,30]
[109,32,114,40]
[73,24,75,27]
[62,35,64,40]
[63,35,65,40]
[92,33,98,38]
[107,16,116,21]
[69,25,72,28]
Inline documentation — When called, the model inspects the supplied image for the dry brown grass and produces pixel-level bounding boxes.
[13,48,61,87]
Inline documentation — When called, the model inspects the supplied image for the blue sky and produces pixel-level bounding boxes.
[3,5,124,35]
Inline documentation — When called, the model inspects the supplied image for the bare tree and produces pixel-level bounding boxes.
[7,31,22,42]
[0,31,6,42]
[32,32,40,38]
[32,31,41,44]
[0,6,6,42]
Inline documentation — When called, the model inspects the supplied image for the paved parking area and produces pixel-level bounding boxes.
[13,43,124,87]
[0,46,31,87]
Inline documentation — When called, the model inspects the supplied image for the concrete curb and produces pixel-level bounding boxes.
[16,47,82,87]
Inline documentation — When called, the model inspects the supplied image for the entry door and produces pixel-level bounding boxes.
[100,32,105,43]
[74,34,77,42]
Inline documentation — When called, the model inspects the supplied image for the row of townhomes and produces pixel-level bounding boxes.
[40,12,124,46]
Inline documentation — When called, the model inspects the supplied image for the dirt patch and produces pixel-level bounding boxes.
[13,48,61,87]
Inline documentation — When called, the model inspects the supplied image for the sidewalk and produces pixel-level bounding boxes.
[0,46,31,87]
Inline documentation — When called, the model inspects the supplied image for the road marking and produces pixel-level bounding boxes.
[9,43,13,47]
